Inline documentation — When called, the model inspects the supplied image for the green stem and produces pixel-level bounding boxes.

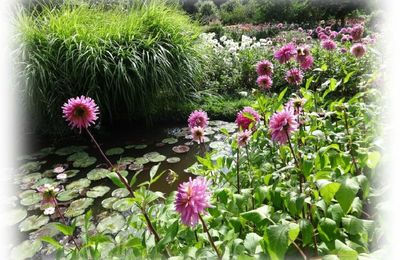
[236,148,241,194]
[343,110,360,175]
[199,214,222,260]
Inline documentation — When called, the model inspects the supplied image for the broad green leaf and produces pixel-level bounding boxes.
[262,224,289,260]
[319,181,341,204]
[158,220,179,249]
[278,87,288,102]
[366,151,381,169]
[41,236,62,249]
[342,216,374,236]
[55,223,75,236]
[317,218,338,243]
[241,205,273,226]
[335,240,358,260]
[288,223,299,245]
[244,233,262,254]
[335,177,360,213]
[299,219,313,246]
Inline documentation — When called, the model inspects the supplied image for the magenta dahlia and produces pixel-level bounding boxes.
[256,60,274,77]
[299,55,313,70]
[175,177,212,226]
[269,108,299,145]
[188,110,209,129]
[62,96,99,130]
[350,43,367,58]
[351,24,364,41]
[274,43,297,64]
[256,75,273,90]
[235,107,261,131]
[285,68,304,86]
[321,39,337,51]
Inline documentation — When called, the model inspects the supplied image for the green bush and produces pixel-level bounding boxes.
[195,0,220,24]
[17,1,202,135]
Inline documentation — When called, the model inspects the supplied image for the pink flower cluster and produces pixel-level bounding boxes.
[256,60,274,90]
[285,68,304,86]
[235,107,260,131]
[269,106,299,145]
[296,45,313,70]
[175,177,212,226]
[274,43,297,64]
[188,110,209,144]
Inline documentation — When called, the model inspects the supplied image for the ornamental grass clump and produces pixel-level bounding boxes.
[18,1,202,134]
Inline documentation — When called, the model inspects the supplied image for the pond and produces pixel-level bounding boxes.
[9,120,237,258]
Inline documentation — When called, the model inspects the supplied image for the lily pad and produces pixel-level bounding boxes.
[209,141,226,150]
[19,215,49,232]
[55,145,87,156]
[21,172,42,184]
[107,170,128,179]
[96,213,125,234]
[20,161,43,173]
[112,198,135,212]
[87,168,110,181]
[63,169,80,178]
[172,145,190,154]
[124,144,135,149]
[65,198,94,218]
[19,189,36,199]
[134,157,149,165]
[105,147,125,156]
[20,192,41,206]
[149,154,166,163]
[144,152,160,160]
[128,163,143,171]
[57,190,80,202]
[162,137,178,144]
[31,178,58,190]
[87,186,111,198]
[29,222,60,240]
[10,239,42,260]
[133,144,147,150]
[117,157,136,165]
[73,156,97,168]
[5,208,27,225]
[66,178,91,191]
[111,188,130,198]
[167,157,181,164]
[102,197,118,209]
[67,152,89,162]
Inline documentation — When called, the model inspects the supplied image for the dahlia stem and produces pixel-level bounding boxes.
[199,214,222,260]
[308,204,319,256]
[343,110,360,175]
[245,145,255,209]
[236,148,241,194]
[55,204,80,251]
[85,128,163,246]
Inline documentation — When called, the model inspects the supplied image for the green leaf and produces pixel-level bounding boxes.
[344,71,355,84]
[278,87,288,102]
[319,181,341,204]
[335,240,358,260]
[158,220,179,249]
[318,218,338,243]
[107,174,126,189]
[335,177,360,213]
[305,76,314,90]
[244,233,262,254]
[262,224,289,260]
[288,223,299,245]
[342,216,374,236]
[241,205,273,226]
[55,223,75,236]
[366,151,381,169]
[41,236,62,249]
[299,219,313,246]
[150,164,160,180]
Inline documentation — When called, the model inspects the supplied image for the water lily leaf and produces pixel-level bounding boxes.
[66,178,91,191]
[172,145,190,154]
[73,156,97,168]
[112,188,130,198]
[67,152,89,162]
[29,222,60,240]
[20,191,41,206]
[144,152,160,160]
[19,215,49,232]
[86,186,110,198]
[55,145,87,156]
[10,239,42,260]
[21,173,42,184]
[105,147,125,156]
[20,161,42,173]
[112,198,135,212]
[19,189,36,199]
[31,178,58,190]
[64,198,94,218]
[96,213,125,234]
[134,157,149,165]
[149,154,166,163]
[6,208,27,225]
[117,157,135,165]
[167,157,181,164]
[162,137,178,144]
[133,144,147,150]
[63,169,80,178]
[57,190,80,202]
[128,163,143,171]
[102,197,118,209]
[87,168,110,181]
[209,141,225,150]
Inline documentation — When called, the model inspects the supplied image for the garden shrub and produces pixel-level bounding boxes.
[18,0,202,135]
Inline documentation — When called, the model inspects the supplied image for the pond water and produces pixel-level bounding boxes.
[9,120,237,258]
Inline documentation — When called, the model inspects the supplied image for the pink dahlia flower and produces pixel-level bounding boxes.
[235,107,261,131]
[175,177,212,226]
[62,96,99,130]
[316,26,322,33]
[274,43,297,64]
[321,39,337,50]
[350,43,367,58]
[188,110,209,129]
[237,130,252,147]
[330,32,338,39]
[285,97,306,115]
[340,47,348,53]
[351,24,364,41]
[341,34,353,43]
[256,60,274,77]
[269,108,299,145]
[299,55,314,70]
[256,75,273,90]
[318,33,328,40]
[285,68,304,86]
[191,126,205,144]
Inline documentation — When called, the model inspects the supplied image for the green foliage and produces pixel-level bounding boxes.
[18,1,202,134]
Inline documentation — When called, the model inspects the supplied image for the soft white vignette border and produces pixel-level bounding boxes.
[0,0,398,259]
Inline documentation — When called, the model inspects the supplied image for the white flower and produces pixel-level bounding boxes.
[44,207,55,215]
